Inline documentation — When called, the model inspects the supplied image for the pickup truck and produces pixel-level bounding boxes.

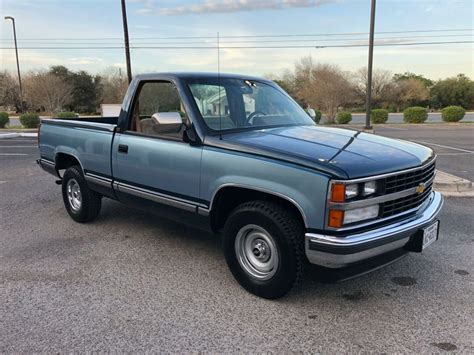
[38,72,444,299]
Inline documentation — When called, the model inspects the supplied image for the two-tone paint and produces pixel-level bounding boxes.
[38,72,443,269]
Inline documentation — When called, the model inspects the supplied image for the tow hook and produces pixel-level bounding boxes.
[55,180,62,185]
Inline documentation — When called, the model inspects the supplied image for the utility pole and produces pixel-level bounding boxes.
[4,16,24,113]
[365,0,376,130]
[121,0,132,83]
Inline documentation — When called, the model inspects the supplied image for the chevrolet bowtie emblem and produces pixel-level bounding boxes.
[416,183,426,194]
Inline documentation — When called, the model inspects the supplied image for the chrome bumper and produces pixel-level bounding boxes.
[305,191,444,268]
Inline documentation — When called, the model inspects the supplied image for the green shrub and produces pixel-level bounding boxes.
[313,109,322,124]
[441,106,465,122]
[57,111,77,119]
[336,111,352,124]
[0,112,9,128]
[19,113,40,128]
[403,106,428,123]
[370,109,389,124]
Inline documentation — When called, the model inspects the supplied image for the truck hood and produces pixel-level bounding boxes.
[207,125,434,179]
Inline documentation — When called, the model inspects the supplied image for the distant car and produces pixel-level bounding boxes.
[305,108,316,120]
[37,72,443,299]
[100,103,122,117]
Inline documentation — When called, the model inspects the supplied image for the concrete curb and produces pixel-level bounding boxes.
[434,171,474,197]
[0,132,38,139]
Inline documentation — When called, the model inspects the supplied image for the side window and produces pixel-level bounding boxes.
[189,84,235,130]
[129,81,188,140]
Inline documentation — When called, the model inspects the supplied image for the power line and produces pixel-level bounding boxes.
[4,34,473,45]
[1,40,472,50]
[0,28,472,41]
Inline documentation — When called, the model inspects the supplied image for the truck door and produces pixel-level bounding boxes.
[112,80,204,212]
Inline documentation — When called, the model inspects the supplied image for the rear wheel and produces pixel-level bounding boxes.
[223,200,304,299]
[62,165,102,223]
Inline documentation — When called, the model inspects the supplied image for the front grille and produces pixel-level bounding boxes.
[381,160,436,218]
[384,160,436,194]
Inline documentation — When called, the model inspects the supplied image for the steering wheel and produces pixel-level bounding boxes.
[245,111,267,125]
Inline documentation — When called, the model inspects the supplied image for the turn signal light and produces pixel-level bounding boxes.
[328,209,344,228]
[331,183,345,202]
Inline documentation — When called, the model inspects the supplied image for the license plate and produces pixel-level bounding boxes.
[422,221,439,249]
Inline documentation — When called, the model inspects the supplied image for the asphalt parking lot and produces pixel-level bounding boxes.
[0,132,473,352]
[374,124,473,181]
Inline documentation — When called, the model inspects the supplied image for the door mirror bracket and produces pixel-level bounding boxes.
[183,125,200,146]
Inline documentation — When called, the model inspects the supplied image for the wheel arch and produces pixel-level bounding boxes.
[55,151,84,173]
[209,184,308,232]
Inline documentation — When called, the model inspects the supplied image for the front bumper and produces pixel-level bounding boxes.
[305,191,444,268]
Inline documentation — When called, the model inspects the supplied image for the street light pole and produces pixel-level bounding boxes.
[120,0,133,84]
[365,0,376,130]
[4,16,24,113]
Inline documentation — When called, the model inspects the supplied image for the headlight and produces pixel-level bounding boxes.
[344,205,379,224]
[363,181,377,196]
[328,179,380,228]
[345,184,359,199]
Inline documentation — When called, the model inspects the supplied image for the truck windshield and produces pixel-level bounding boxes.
[186,78,314,132]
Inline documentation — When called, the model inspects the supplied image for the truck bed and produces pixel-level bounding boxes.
[38,117,119,180]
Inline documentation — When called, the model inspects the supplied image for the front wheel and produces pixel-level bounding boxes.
[62,165,102,223]
[223,201,304,299]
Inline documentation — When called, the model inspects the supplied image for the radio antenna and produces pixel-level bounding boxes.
[217,32,222,138]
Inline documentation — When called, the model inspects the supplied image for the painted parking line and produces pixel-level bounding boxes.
[0,139,36,142]
[437,152,474,156]
[380,125,409,131]
[0,153,29,156]
[0,146,37,148]
[416,141,474,154]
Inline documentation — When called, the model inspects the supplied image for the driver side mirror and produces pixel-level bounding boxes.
[151,112,183,133]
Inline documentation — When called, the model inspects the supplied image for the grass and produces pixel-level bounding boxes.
[2,125,24,129]
[0,125,39,130]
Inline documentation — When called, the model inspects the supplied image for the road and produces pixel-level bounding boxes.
[350,112,474,124]
[1,136,473,352]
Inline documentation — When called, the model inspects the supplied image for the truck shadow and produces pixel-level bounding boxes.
[98,199,423,302]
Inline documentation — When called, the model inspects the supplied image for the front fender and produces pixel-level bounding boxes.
[201,147,330,230]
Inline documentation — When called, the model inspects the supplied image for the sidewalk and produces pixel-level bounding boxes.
[0,130,38,139]
[434,171,474,197]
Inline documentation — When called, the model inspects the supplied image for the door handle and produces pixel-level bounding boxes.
[118,144,128,154]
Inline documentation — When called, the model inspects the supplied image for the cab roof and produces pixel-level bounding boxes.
[133,72,271,83]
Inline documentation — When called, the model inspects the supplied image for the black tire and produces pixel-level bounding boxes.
[223,200,304,299]
[62,165,102,223]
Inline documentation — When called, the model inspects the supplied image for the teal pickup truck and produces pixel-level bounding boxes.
[37,73,443,299]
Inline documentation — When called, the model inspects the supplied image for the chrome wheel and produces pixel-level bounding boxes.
[66,178,82,211]
[235,224,279,280]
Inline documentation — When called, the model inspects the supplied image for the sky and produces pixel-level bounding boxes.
[0,0,473,80]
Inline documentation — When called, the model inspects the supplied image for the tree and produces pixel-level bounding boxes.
[49,66,101,113]
[0,71,21,112]
[69,71,101,113]
[393,72,433,88]
[293,57,354,123]
[99,68,128,104]
[353,68,393,108]
[430,74,474,109]
[49,65,71,79]
[265,69,296,97]
[24,71,73,113]
[386,78,429,112]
